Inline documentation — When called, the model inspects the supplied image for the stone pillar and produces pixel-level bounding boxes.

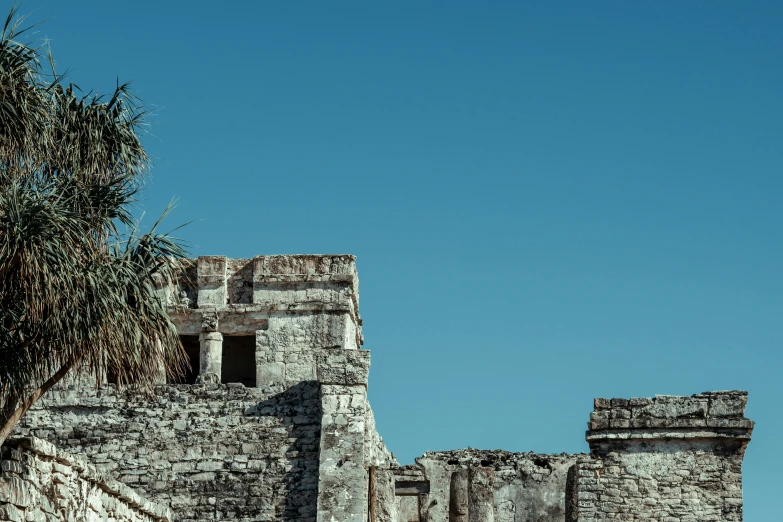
[316,350,371,522]
[199,332,222,383]
[317,384,367,522]
[468,466,494,522]
[449,469,469,522]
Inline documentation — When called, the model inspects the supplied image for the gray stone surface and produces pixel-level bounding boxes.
[22,382,322,521]
[14,255,754,522]
[317,384,367,522]
[401,450,583,522]
[19,256,394,522]
[198,332,222,382]
[379,391,753,522]
[468,467,494,522]
[372,469,398,522]
[0,437,170,522]
[448,469,468,522]
[577,391,753,522]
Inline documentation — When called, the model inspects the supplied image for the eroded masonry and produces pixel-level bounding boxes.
[4,255,753,522]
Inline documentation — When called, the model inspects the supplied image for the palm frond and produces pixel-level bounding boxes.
[0,6,188,437]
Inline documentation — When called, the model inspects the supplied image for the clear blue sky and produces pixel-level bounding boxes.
[20,1,782,518]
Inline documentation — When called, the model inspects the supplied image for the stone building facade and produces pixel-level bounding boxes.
[12,255,753,522]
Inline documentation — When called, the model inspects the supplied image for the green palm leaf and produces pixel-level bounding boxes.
[0,5,188,444]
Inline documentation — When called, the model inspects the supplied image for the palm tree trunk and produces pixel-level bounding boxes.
[0,363,71,446]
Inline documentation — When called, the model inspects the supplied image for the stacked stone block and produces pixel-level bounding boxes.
[587,391,752,432]
[392,450,583,522]
[373,392,753,522]
[22,382,321,521]
[576,391,752,522]
[0,437,171,522]
[19,255,395,522]
[12,254,754,522]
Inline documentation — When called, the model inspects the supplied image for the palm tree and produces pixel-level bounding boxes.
[0,6,188,445]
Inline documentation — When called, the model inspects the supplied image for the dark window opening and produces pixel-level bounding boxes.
[221,335,256,386]
[171,335,200,384]
[395,481,430,496]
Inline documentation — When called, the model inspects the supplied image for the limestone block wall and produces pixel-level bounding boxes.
[13,253,754,522]
[384,450,583,522]
[575,391,753,522]
[163,255,363,388]
[370,392,753,522]
[22,352,392,522]
[0,437,171,522]
[22,382,321,521]
[19,255,393,522]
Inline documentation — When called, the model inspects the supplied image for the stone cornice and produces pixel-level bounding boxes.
[585,390,753,448]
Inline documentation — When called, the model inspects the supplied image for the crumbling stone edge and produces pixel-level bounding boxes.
[2,436,172,522]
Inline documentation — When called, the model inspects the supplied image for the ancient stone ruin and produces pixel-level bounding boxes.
[2,255,753,521]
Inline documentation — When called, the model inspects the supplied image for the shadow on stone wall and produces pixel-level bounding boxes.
[247,381,322,522]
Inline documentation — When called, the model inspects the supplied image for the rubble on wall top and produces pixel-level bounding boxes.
[415,448,586,469]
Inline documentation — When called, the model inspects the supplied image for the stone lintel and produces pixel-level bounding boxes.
[394,467,427,482]
[170,305,352,335]
[172,309,271,335]
[395,480,430,496]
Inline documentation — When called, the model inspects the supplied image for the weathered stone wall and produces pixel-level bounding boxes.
[13,254,754,522]
[393,450,583,522]
[364,403,397,522]
[371,393,753,522]
[23,352,393,522]
[22,382,321,521]
[0,437,170,522]
[576,391,752,522]
[165,254,363,389]
[364,404,394,470]
[19,255,393,522]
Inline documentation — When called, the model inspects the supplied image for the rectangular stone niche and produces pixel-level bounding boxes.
[396,496,420,522]
[221,335,256,386]
[395,481,427,522]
